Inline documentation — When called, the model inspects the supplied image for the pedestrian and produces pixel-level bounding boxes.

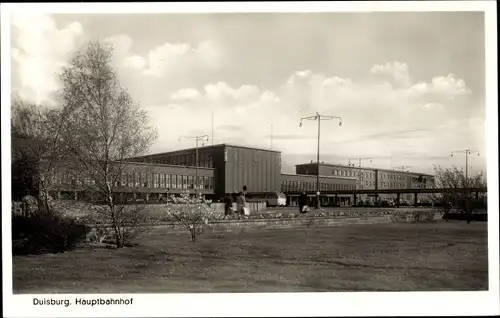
[299,191,309,214]
[224,194,234,216]
[236,192,246,215]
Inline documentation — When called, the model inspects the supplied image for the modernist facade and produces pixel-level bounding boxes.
[47,143,435,206]
[295,162,435,204]
[47,161,215,203]
[131,144,282,200]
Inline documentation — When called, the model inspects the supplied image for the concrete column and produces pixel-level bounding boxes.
[74,191,78,201]
[145,193,149,203]
[414,192,418,207]
[396,193,401,207]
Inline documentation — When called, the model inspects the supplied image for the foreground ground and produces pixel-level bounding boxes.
[13,220,488,293]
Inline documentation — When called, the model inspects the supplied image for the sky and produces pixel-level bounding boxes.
[10,11,487,175]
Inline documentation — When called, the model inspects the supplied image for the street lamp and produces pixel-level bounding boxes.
[451,149,480,189]
[179,135,210,196]
[299,112,342,209]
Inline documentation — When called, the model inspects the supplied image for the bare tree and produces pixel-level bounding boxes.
[166,192,215,242]
[57,41,158,247]
[11,99,63,214]
[430,165,487,223]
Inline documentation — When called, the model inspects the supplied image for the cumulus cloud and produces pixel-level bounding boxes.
[116,40,223,78]
[145,62,482,174]
[371,61,411,88]
[11,13,83,105]
[170,88,201,101]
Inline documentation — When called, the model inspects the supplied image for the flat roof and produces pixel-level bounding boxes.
[281,173,357,181]
[133,143,281,159]
[122,160,214,170]
[296,162,434,177]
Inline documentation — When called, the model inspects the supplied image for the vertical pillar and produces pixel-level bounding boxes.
[74,191,78,201]
[57,191,61,200]
[353,193,357,206]
[335,194,338,206]
[145,193,149,203]
[396,193,401,207]
[414,192,418,207]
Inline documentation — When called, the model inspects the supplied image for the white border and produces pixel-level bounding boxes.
[2,2,499,317]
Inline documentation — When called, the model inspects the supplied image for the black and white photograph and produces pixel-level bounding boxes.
[2,2,498,317]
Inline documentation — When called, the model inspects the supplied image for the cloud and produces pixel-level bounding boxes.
[170,88,201,101]
[117,40,223,78]
[371,61,411,88]
[11,13,83,105]
[269,134,315,141]
[216,125,243,132]
[143,62,483,174]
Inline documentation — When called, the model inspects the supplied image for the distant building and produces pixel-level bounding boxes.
[295,162,435,204]
[46,142,435,206]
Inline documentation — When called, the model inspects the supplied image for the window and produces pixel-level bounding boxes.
[166,174,171,189]
[183,176,188,189]
[159,173,165,188]
[208,177,213,190]
[171,175,177,189]
[153,173,159,188]
[208,155,213,168]
[128,172,134,187]
[200,154,205,168]
[187,176,193,189]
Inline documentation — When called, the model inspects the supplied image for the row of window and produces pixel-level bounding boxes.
[331,169,421,182]
[333,169,376,179]
[381,174,406,181]
[380,182,406,188]
[282,180,356,192]
[52,171,214,190]
[148,153,214,168]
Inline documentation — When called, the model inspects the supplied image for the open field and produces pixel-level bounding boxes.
[13,220,488,293]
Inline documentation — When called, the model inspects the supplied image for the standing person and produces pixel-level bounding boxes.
[236,192,246,215]
[299,191,309,214]
[224,194,234,216]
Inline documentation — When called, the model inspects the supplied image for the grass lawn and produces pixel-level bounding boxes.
[12,220,488,293]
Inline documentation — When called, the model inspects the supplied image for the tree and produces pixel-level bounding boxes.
[57,41,158,248]
[11,100,63,212]
[430,165,487,223]
[166,192,215,242]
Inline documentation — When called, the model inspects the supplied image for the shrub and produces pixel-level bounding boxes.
[390,210,435,223]
[164,192,215,242]
[12,212,89,255]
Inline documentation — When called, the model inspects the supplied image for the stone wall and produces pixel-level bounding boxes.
[140,213,442,236]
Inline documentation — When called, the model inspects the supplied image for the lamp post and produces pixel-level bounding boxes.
[179,135,209,196]
[299,112,342,209]
[451,149,480,190]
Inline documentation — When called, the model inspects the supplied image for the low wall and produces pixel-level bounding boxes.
[138,212,443,235]
[211,202,267,214]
